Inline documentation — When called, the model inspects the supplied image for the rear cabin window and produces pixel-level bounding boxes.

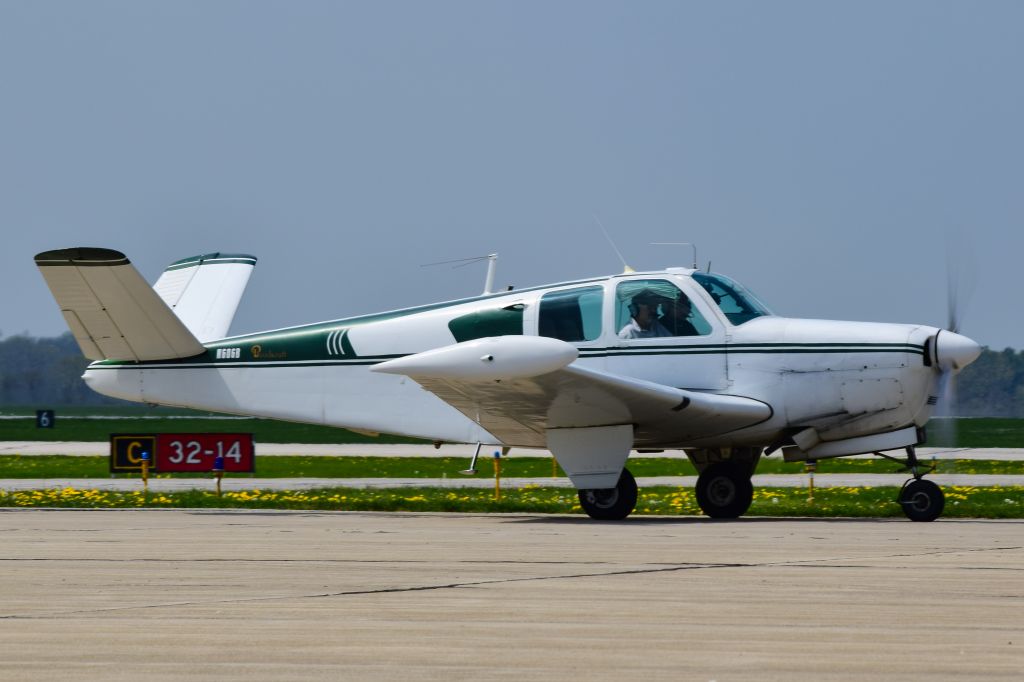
[538,286,603,342]
[447,305,524,342]
[691,272,772,326]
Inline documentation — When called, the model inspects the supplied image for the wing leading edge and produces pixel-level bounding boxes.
[373,336,771,486]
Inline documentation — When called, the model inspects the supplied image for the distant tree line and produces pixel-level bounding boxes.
[0,332,1022,416]
[956,347,1024,417]
[0,333,122,406]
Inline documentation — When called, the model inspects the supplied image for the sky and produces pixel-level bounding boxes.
[1,1,1021,349]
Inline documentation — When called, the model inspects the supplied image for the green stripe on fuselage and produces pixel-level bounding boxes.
[89,342,926,370]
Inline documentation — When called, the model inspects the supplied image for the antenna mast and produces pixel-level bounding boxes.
[651,242,698,269]
[421,253,500,295]
[593,215,634,273]
[483,253,497,295]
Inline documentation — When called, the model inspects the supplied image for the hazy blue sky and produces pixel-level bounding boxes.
[2,1,1021,349]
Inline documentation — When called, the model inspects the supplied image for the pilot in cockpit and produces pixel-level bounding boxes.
[618,292,672,339]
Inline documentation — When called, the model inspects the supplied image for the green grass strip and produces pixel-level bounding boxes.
[4,410,1024,447]
[2,485,1022,518]
[0,416,426,444]
[1,455,1021,479]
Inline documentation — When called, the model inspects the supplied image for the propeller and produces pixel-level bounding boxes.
[930,243,980,446]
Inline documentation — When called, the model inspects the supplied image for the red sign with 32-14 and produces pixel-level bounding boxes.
[155,433,255,472]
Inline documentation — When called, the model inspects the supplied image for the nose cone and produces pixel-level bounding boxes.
[935,330,982,371]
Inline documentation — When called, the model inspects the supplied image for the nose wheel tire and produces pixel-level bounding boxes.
[696,463,754,519]
[578,468,638,520]
[899,479,945,522]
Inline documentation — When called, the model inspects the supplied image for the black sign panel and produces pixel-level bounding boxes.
[110,434,157,473]
[36,410,55,428]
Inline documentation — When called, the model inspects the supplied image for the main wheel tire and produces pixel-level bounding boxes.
[900,479,945,522]
[578,468,638,520]
[696,463,754,519]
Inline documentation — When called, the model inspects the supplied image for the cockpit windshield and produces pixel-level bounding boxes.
[691,272,773,325]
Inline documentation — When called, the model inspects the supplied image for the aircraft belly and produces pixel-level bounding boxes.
[321,367,495,443]
[138,366,326,421]
[85,363,495,443]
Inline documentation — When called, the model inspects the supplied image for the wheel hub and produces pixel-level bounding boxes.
[584,488,619,509]
[707,476,736,506]
[906,490,932,512]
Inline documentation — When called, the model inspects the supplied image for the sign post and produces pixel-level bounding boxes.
[212,456,225,497]
[493,450,502,501]
[141,449,150,493]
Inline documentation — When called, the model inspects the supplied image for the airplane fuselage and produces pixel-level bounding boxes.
[82,268,943,454]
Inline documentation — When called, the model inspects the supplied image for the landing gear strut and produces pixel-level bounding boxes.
[695,462,754,519]
[888,445,945,522]
[578,468,638,520]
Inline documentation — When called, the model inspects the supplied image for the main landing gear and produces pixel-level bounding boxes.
[695,462,754,519]
[578,468,638,520]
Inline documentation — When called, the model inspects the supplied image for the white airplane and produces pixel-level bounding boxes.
[35,247,982,522]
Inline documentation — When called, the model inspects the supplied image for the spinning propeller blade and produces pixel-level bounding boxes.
[932,240,980,443]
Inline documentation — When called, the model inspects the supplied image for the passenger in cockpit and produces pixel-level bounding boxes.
[659,292,700,336]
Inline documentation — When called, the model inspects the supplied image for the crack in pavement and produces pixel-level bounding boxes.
[0,562,744,619]
[2,545,1022,620]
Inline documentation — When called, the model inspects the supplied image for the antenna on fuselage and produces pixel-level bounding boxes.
[650,242,698,270]
[593,214,634,274]
[421,253,499,295]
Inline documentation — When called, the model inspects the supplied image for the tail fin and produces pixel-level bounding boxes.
[35,248,206,362]
[152,252,256,342]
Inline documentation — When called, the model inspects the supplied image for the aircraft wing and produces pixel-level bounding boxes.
[372,336,771,448]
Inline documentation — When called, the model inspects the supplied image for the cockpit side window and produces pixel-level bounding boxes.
[538,286,603,342]
[615,279,712,339]
[692,272,773,325]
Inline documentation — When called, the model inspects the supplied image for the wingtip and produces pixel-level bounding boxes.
[35,247,129,266]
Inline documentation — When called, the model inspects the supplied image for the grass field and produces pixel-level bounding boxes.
[0,454,1020,479]
[3,407,1024,447]
[3,407,1022,518]
[2,484,1022,518]
[0,409,425,444]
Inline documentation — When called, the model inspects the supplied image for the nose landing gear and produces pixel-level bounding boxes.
[899,478,946,522]
[884,445,945,522]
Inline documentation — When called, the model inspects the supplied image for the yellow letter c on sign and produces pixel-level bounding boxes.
[126,441,143,464]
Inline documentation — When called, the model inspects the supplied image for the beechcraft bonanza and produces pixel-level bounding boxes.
[35,247,982,522]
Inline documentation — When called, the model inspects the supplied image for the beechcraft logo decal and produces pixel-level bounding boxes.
[249,344,287,360]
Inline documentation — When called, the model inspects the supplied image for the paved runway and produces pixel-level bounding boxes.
[1,509,1021,681]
